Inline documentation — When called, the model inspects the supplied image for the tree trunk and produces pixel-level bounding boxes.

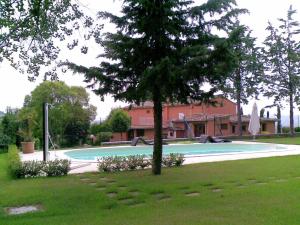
[152,93,163,175]
[277,105,281,134]
[289,93,295,135]
[236,93,242,137]
[235,67,243,137]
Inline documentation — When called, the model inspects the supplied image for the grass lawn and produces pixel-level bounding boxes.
[254,136,300,145]
[2,152,300,225]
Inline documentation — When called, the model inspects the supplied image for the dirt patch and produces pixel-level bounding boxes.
[5,205,43,215]
[129,191,140,196]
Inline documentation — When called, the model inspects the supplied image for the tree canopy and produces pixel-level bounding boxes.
[22,81,97,147]
[0,0,96,80]
[66,0,246,174]
[220,24,263,136]
[263,5,300,135]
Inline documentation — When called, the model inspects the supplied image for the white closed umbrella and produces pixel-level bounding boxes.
[248,102,260,139]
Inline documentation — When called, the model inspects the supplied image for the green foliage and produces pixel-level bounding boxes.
[7,145,22,178]
[162,153,185,167]
[294,127,300,132]
[66,0,246,175]
[43,159,71,177]
[20,161,45,178]
[95,132,112,145]
[98,154,183,173]
[108,108,131,133]
[21,81,97,147]
[282,127,291,134]
[17,107,37,142]
[263,5,300,134]
[1,108,19,145]
[90,122,112,135]
[0,0,94,80]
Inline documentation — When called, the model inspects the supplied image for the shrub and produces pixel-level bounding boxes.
[137,155,151,169]
[126,155,140,170]
[295,127,300,132]
[282,127,290,133]
[162,153,185,167]
[98,156,114,172]
[98,154,186,173]
[95,132,112,145]
[170,153,185,167]
[7,145,23,178]
[43,159,71,177]
[21,160,45,177]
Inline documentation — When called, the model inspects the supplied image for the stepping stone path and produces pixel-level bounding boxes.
[212,188,223,193]
[151,192,171,201]
[275,179,287,183]
[5,205,43,215]
[107,192,118,198]
[88,182,97,186]
[129,191,140,196]
[185,192,200,197]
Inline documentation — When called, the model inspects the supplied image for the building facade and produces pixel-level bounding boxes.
[110,97,276,142]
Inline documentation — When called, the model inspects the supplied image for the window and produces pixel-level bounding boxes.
[221,123,228,130]
[169,132,173,137]
[136,129,145,137]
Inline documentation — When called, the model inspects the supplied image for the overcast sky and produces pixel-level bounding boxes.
[1,0,300,121]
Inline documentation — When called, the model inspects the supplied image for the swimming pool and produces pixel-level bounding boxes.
[64,143,288,161]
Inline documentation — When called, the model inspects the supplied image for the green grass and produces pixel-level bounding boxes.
[254,136,300,145]
[2,152,300,224]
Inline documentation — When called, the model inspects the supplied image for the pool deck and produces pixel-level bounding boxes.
[20,141,300,174]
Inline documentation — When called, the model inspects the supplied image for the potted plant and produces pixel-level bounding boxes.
[18,109,37,154]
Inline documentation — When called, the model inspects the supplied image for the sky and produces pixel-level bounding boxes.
[1,0,300,122]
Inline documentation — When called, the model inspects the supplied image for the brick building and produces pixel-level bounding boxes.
[110,97,276,142]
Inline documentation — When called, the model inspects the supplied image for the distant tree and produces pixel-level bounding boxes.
[1,108,20,145]
[108,109,131,141]
[220,24,263,137]
[276,105,282,133]
[0,0,95,80]
[66,0,246,175]
[90,122,112,135]
[22,81,97,147]
[263,5,300,135]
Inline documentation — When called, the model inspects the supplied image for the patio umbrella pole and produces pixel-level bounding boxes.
[43,102,49,161]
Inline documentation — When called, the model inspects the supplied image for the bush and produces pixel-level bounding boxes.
[98,156,115,172]
[21,160,45,177]
[7,145,23,178]
[98,153,183,173]
[43,159,71,177]
[162,153,185,167]
[8,146,71,179]
[95,132,112,145]
[282,127,290,133]
[295,127,300,132]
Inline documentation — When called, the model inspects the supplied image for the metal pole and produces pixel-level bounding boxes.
[43,103,49,161]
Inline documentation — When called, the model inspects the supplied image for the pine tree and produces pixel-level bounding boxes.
[263,5,300,135]
[220,24,263,137]
[66,0,246,175]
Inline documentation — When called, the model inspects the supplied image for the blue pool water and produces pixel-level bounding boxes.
[64,143,288,161]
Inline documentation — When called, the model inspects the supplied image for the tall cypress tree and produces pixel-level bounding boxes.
[263,5,300,135]
[220,24,263,137]
[66,0,246,175]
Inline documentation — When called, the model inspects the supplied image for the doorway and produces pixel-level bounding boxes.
[194,123,206,137]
